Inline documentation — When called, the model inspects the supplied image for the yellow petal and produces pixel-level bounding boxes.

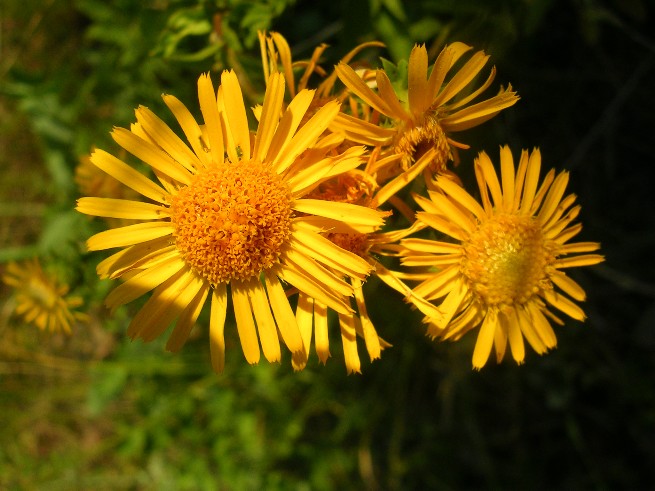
[353,285,381,361]
[335,63,393,117]
[499,145,516,212]
[246,277,280,363]
[253,72,285,162]
[434,176,485,220]
[373,146,440,207]
[329,112,396,146]
[475,151,503,209]
[77,197,168,220]
[127,268,199,341]
[288,226,372,280]
[112,127,192,185]
[98,241,176,280]
[555,254,605,268]
[493,314,508,363]
[264,271,304,355]
[283,248,354,297]
[87,222,173,251]
[292,293,313,371]
[426,42,472,101]
[433,50,490,108]
[376,70,410,120]
[505,310,525,364]
[516,304,548,354]
[209,284,228,373]
[472,309,498,370]
[538,171,569,224]
[197,73,224,166]
[408,44,430,117]
[166,282,210,352]
[314,300,330,363]
[231,281,261,365]
[550,270,587,302]
[416,191,476,235]
[292,199,385,231]
[265,87,315,164]
[272,100,340,173]
[415,211,469,242]
[559,242,601,254]
[278,262,352,315]
[339,314,362,374]
[542,289,586,321]
[163,93,210,167]
[221,70,251,161]
[271,32,296,97]
[89,149,169,204]
[135,105,201,172]
[434,276,468,328]
[439,90,519,132]
[401,238,462,254]
[104,253,186,309]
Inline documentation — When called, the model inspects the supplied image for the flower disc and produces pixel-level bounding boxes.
[462,214,555,306]
[171,161,292,285]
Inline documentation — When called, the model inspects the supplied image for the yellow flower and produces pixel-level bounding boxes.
[400,146,604,369]
[333,43,519,178]
[2,259,87,334]
[77,71,387,372]
[293,148,444,373]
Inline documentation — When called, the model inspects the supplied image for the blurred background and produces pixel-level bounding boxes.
[1,0,653,489]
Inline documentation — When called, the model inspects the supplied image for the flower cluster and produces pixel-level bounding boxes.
[76,31,603,372]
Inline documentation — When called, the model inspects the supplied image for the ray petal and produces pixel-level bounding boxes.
[231,280,261,364]
[253,73,285,162]
[472,308,498,369]
[87,222,174,251]
[209,284,228,373]
[247,277,281,363]
[264,270,304,355]
[89,149,169,204]
[221,70,252,160]
[77,197,169,220]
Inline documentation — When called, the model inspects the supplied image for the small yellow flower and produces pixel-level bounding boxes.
[2,259,87,334]
[333,43,519,178]
[77,71,387,372]
[401,146,604,369]
[293,148,445,373]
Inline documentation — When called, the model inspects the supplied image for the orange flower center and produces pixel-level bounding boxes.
[326,232,370,259]
[394,116,450,172]
[461,214,554,306]
[170,161,292,285]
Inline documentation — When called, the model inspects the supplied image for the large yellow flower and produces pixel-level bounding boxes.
[2,259,87,334]
[333,43,519,178]
[400,146,604,369]
[77,71,387,372]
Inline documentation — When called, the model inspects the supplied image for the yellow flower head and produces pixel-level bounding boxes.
[77,71,387,372]
[296,168,386,374]
[293,148,447,374]
[401,146,604,369]
[333,43,519,178]
[2,259,87,334]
